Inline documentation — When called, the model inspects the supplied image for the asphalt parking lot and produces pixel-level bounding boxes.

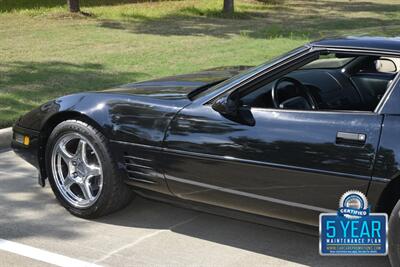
[0,149,391,267]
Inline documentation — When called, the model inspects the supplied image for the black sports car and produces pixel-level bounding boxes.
[11,37,400,264]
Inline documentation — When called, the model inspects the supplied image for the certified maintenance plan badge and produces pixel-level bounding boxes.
[320,190,388,256]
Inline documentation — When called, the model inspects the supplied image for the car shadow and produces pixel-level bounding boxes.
[0,150,83,241]
[96,196,390,267]
[0,149,391,266]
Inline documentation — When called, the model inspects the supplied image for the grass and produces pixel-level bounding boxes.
[0,0,399,128]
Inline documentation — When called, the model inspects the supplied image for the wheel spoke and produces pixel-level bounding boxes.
[86,165,101,178]
[79,182,93,201]
[63,175,75,189]
[75,140,88,164]
[58,143,73,164]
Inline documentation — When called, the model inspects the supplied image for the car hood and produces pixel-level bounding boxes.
[102,66,252,100]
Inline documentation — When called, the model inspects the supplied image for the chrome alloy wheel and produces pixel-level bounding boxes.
[51,133,103,208]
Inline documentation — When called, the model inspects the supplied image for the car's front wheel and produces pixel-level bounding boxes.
[45,120,133,218]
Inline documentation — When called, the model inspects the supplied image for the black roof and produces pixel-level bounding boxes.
[311,37,400,53]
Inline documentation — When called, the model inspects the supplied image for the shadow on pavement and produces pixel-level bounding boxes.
[0,150,390,266]
[97,196,390,267]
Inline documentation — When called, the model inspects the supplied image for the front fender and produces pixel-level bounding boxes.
[14,92,186,187]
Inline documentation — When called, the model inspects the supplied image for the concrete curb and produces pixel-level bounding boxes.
[0,127,12,149]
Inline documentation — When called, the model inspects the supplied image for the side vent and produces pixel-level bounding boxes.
[123,152,157,184]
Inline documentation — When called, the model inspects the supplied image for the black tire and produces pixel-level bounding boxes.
[389,200,400,266]
[45,120,133,218]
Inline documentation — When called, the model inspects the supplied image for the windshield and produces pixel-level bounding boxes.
[190,45,311,100]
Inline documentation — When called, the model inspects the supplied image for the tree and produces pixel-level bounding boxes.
[67,0,80,13]
[223,0,234,14]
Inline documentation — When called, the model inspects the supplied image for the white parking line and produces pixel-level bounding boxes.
[0,239,101,267]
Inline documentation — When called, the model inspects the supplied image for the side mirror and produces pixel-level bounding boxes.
[211,95,238,115]
[212,95,255,126]
[375,58,397,73]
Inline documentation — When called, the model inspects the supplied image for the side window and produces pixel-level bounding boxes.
[240,52,398,113]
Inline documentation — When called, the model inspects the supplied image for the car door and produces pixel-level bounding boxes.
[162,103,383,225]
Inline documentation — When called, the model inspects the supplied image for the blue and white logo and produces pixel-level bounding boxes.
[338,190,369,219]
[320,190,388,256]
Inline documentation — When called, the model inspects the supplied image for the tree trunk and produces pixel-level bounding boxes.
[67,0,80,13]
[223,0,234,14]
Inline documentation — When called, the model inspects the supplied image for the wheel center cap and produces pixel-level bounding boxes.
[76,164,87,177]
[71,159,87,177]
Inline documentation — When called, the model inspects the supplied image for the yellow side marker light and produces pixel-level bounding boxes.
[23,135,30,146]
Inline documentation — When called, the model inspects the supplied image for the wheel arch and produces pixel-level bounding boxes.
[374,175,400,215]
[38,111,107,183]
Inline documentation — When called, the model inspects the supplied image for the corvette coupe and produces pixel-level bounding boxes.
[11,37,400,264]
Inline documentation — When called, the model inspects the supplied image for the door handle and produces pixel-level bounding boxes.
[336,132,366,146]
